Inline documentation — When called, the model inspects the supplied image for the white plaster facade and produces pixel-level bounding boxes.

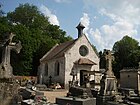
[38,33,101,89]
[64,35,100,88]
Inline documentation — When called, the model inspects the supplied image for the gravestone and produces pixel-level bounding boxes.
[100,49,117,96]
[37,65,43,84]
[0,33,22,105]
[97,49,118,105]
[0,33,22,78]
[67,86,93,99]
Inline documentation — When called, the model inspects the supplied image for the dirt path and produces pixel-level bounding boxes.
[44,89,68,103]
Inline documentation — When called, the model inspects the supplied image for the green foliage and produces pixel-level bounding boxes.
[99,51,106,69]
[0,17,11,41]
[0,3,4,17]
[0,3,72,76]
[112,35,140,78]
[91,44,98,56]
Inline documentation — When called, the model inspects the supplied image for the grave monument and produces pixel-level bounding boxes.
[0,33,22,78]
[97,49,118,105]
[100,49,117,95]
[0,33,22,105]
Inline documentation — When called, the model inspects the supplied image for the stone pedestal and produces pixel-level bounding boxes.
[56,97,96,105]
[100,75,117,96]
[67,86,93,98]
[0,79,20,105]
[0,64,13,79]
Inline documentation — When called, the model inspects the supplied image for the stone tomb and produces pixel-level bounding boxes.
[56,86,96,105]
[56,97,96,105]
[120,63,140,95]
[67,86,93,99]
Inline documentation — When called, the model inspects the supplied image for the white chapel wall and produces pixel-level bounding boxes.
[64,35,100,87]
[43,57,65,85]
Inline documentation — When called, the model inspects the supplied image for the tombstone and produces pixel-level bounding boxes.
[96,49,118,105]
[0,33,22,105]
[0,33,22,78]
[37,65,43,84]
[100,49,117,96]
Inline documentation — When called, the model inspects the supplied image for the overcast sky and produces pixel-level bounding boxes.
[2,0,140,51]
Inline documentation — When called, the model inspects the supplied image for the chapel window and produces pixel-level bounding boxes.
[55,61,60,76]
[79,45,89,56]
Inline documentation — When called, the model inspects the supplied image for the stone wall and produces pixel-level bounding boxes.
[120,70,138,90]
[43,57,65,86]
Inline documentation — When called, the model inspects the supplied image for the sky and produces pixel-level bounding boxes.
[1,0,140,51]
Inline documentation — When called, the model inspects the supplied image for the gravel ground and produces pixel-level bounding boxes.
[44,89,68,103]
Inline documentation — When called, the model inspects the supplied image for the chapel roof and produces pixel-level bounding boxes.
[40,39,77,62]
[40,22,98,62]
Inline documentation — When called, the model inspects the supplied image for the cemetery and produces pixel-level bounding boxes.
[0,22,140,105]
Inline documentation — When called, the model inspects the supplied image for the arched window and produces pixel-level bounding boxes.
[45,63,48,76]
[55,61,60,76]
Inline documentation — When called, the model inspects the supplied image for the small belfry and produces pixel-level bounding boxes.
[76,22,85,38]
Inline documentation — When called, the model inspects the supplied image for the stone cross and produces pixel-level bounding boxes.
[104,49,114,77]
[100,50,117,96]
[0,33,22,78]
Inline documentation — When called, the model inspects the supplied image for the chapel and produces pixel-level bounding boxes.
[38,23,101,89]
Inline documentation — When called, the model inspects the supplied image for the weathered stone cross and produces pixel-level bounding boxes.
[104,49,114,77]
[0,33,22,78]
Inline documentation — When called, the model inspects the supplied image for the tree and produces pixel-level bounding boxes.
[92,44,98,56]
[112,35,140,78]
[0,3,72,75]
[0,2,4,17]
[99,51,106,69]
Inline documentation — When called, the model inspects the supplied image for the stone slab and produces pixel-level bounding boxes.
[96,95,113,105]
[56,97,96,105]
[68,86,93,98]
[19,88,36,100]
[107,101,140,105]
[107,101,128,105]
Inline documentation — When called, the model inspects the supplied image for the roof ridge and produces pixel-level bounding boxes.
[40,44,59,62]
[41,39,77,61]
[51,39,76,59]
